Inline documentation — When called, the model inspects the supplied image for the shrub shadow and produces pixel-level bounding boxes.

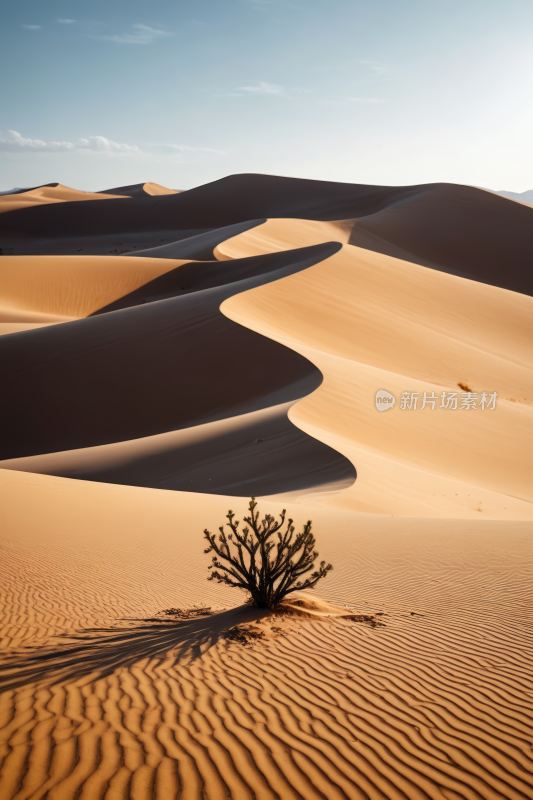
[0,605,265,693]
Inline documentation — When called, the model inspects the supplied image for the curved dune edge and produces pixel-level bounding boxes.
[1,469,532,799]
[0,183,127,214]
[0,399,355,498]
[143,182,179,196]
[129,220,267,261]
[221,237,533,518]
[0,245,357,506]
[214,218,356,260]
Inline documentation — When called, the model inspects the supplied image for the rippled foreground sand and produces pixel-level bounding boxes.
[0,177,532,798]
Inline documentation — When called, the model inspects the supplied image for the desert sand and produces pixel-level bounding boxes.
[0,176,532,798]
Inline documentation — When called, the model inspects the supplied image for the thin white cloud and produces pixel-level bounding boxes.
[22,25,41,30]
[218,81,309,98]
[0,131,140,155]
[346,97,383,104]
[236,81,286,96]
[95,24,173,44]
[57,19,76,24]
[0,131,224,159]
[359,60,389,76]
[78,136,140,154]
[0,131,75,152]
[145,143,226,154]
[229,81,310,98]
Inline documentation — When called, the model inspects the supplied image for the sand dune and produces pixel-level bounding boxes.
[2,174,532,294]
[0,173,531,798]
[0,182,126,214]
[99,182,179,197]
[223,236,533,517]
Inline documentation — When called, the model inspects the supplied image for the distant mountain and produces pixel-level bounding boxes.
[493,189,533,204]
[0,187,29,196]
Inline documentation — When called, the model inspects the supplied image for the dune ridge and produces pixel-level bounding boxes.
[99,182,179,197]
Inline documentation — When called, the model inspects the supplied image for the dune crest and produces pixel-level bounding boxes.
[214,218,355,260]
[144,182,180,195]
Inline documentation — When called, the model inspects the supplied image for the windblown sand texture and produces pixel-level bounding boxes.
[0,175,532,798]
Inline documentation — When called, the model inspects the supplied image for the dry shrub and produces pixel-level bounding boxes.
[204,497,332,609]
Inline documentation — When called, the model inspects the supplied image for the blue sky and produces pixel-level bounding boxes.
[1,0,532,191]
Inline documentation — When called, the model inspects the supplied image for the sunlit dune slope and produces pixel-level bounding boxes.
[1,468,532,800]
[0,255,192,325]
[223,237,533,518]
[0,182,126,214]
[144,182,180,195]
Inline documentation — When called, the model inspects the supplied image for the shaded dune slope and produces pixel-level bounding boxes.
[127,219,266,261]
[1,173,532,294]
[0,243,355,498]
[0,400,354,497]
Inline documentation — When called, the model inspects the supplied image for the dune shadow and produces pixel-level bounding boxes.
[0,606,264,693]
